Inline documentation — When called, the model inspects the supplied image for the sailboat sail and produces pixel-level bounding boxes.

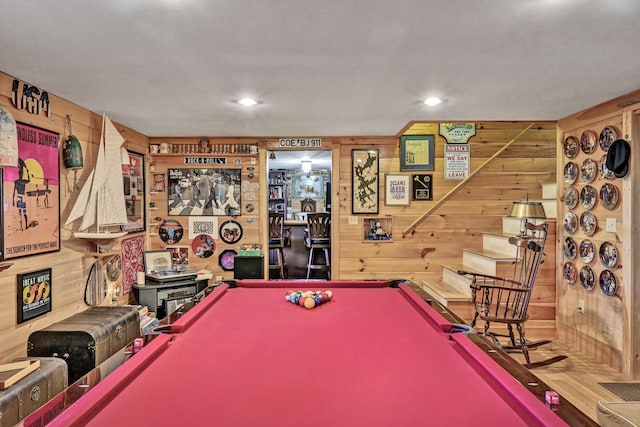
[65,114,128,239]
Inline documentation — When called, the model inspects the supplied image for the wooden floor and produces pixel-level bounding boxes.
[509,340,625,423]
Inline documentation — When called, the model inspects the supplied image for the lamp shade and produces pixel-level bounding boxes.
[508,201,546,219]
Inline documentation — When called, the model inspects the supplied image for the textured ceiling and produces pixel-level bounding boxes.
[1,0,639,137]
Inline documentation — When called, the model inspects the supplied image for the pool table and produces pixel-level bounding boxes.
[50,280,568,426]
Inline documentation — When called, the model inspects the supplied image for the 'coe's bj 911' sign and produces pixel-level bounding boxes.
[278,138,322,148]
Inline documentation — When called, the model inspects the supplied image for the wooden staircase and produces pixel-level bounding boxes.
[422,183,557,340]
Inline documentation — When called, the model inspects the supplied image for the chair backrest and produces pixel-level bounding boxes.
[307,213,331,240]
[268,212,284,246]
[301,198,316,212]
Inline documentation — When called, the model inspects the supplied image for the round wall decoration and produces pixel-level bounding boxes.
[600,183,619,210]
[563,136,579,159]
[563,212,578,234]
[580,185,597,210]
[579,211,597,236]
[219,249,238,271]
[580,158,597,183]
[579,240,594,264]
[599,126,618,152]
[580,129,597,154]
[563,262,577,285]
[580,266,595,291]
[220,220,243,244]
[599,155,615,180]
[564,162,578,184]
[599,241,618,268]
[192,234,215,258]
[106,254,122,282]
[563,237,577,260]
[563,187,578,210]
[159,219,184,244]
[599,270,617,296]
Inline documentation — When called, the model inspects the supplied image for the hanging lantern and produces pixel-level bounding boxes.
[62,115,83,190]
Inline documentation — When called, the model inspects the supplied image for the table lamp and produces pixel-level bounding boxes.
[508,200,546,237]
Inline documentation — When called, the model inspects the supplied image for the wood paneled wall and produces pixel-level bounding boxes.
[557,90,640,378]
[0,71,148,363]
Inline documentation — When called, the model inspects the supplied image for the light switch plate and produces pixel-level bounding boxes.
[348,216,358,225]
[606,218,617,232]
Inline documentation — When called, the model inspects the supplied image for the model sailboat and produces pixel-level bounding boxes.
[65,113,128,249]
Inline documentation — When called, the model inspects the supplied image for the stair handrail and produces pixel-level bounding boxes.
[402,123,535,237]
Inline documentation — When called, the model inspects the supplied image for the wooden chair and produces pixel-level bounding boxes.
[268,212,286,279]
[305,213,331,279]
[458,222,566,369]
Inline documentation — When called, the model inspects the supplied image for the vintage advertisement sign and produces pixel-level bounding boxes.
[439,123,475,144]
[11,79,51,117]
[445,144,470,180]
[17,268,52,323]
[2,122,60,260]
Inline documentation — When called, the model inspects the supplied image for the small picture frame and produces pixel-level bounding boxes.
[411,174,433,201]
[362,217,393,242]
[384,174,410,206]
[17,268,52,323]
[352,149,379,214]
[400,135,435,171]
[143,250,172,273]
[166,246,189,270]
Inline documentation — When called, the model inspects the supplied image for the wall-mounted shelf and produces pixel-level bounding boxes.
[83,250,121,259]
[0,263,14,272]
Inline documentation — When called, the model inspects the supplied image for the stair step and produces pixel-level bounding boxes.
[482,233,517,257]
[422,280,470,307]
[442,264,473,294]
[462,248,516,276]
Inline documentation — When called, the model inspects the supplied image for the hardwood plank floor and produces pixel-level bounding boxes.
[509,341,625,423]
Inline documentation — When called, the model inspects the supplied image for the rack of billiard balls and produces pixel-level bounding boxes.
[285,290,333,309]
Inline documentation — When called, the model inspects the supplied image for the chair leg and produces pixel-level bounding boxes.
[277,247,284,279]
[507,324,517,347]
[323,248,330,279]
[516,323,531,366]
[470,312,479,328]
[306,248,314,279]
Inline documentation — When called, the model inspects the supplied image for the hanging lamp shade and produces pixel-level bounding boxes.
[508,201,547,219]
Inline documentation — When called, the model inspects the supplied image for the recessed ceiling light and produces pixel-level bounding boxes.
[238,98,258,107]
[423,97,442,106]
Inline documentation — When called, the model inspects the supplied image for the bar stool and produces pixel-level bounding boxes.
[305,213,331,279]
[268,212,286,279]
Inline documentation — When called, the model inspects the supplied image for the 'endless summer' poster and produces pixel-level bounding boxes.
[2,122,60,260]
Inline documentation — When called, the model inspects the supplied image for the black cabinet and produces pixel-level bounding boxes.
[234,256,264,279]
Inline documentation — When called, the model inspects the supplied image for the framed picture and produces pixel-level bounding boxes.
[2,122,60,260]
[151,173,166,192]
[219,249,238,271]
[166,245,189,270]
[384,174,410,206]
[362,217,393,242]
[291,174,324,198]
[17,268,52,323]
[143,249,172,273]
[352,149,379,214]
[411,174,433,201]
[219,219,243,244]
[168,168,241,216]
[122,150,145,233]
[400,135,435,171]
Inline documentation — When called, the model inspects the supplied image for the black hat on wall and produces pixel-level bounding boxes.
[605,139,631,178]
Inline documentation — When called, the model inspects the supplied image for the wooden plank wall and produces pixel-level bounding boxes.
[557,90,640,378]
[0,71,148,364]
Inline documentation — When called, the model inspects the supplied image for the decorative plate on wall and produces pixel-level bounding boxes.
[579,240,594,264]
[218,249,238,271]
[599,270,617,296]
[580,158,597,183]
[564,237,577,260]
[563,136,579,159]
[600,183,619,210]
[599,241,618,268]
[564,162,578,184]
[599,155,615,180]
[564,187,579,209]
[599,125,618,152]
[579,211,597,236]
[563,262,577,285]
[580,185,597,210]
[580,129,597,154]
[563,212,578,234]
[191,234,215,258]
[219,220,243,244]
[580,265,596,291]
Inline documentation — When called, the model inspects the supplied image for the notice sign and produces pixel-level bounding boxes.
[445,144,470,180]
[278,138,322,148]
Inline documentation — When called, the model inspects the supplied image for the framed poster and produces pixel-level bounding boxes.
[121,235,144,294]
[384,174,410,206]
[352,149,379,214]
[362,217,393,242]
[17,268,52,323]
[400,135,435,171]
[122,150,145,233]
[166,245,189,270]
[168,168,241,216]
[291,174,324,198]
[412,174,433,201]
[2,122,60,260]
